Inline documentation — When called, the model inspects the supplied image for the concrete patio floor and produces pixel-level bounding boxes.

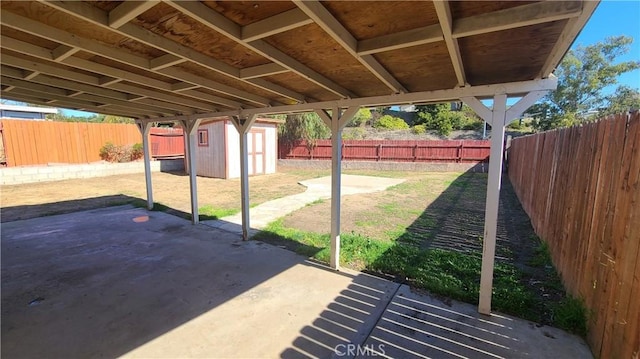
[1,206,592,358]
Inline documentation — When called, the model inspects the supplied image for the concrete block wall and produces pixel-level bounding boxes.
[278,159,488,173]
[0,159,184,185]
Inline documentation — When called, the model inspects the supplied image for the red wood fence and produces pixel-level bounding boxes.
[0,119,185,166]
[280,139,490,163]
[150,127,184,158]
[508,112,639,358]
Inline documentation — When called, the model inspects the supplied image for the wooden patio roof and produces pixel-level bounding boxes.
[0,1,596,119]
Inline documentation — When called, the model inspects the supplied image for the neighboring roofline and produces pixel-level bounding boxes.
[0,104,58,114]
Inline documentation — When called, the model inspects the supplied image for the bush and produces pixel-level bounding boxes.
[131,143,144,160]
[411,124,427,134]
[346,108,372,127]
[343,127,366,140]
[507,121,523,130]
[99,142,141,163]
[373,115,409,130]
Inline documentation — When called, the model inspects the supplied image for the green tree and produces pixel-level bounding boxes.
[346,108,372,127]
[415,103,482,136]
[600,85,640,116]
[531,36,640,131]
[278,112,330,154]
[101,115,135,124]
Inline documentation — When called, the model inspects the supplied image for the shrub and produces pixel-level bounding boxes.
[343,127,366,140]
[507,121,523,130]
[131,143,144,160]
[346,108,372,127]
[373,115,409,130]
[411,124,427,134]
[99,142,140,163]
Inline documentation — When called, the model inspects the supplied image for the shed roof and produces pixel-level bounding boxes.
[0,1,597,119]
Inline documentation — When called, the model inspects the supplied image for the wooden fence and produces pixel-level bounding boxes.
[0,119,185,166]
[280,139,490,163]
[150,127,184,158]
[508,112,639,359]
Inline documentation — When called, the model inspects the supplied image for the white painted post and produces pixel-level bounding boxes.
[239,128,250,239]
[182,119,202,224]
[316,107,359,270]
[231,115,257,241]
[138,121,154,210]
[463,89,549,315]
[478,94,507,315]
[330,121,342,270]
[183,129,190,174]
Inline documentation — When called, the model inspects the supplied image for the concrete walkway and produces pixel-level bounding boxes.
[202,174,406,234]
[1,206,593,358]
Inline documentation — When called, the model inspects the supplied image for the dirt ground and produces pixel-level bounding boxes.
[0,167,328,223]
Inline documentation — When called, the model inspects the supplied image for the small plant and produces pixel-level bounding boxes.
[411,124,427,134]
[343,127,366,140]
[99,142,140,162]
[552,295,588,337]
[373,115,409,130]
[130,143,144,160]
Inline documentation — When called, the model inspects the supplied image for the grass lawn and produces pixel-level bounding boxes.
[254,170,587,336]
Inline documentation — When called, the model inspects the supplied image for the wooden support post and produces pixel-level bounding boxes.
[479,93,507,314]
[462,89,548,315]
[231,115,258,240]
[180,119,203,224]
[316,106,359,270]
[137,121,153,210]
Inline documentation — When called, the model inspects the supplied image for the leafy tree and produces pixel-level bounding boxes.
[278,112,330,154]
[600,85,640,116]
[100,115,135,124]
[531,36,640,131]
[346,108,372,127]
[415,103,482,136]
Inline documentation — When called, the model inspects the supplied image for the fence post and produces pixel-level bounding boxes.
[377,144,382,161]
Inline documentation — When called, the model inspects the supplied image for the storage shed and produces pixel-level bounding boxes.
[195,117,280,179]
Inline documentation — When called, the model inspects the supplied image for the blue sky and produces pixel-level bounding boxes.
[572,0,640,94]
[59,1,639,117]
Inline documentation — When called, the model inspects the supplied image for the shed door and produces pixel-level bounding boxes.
[247,129,266,175]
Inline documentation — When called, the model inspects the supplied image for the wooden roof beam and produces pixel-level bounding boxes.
[453,1,583,39]
[293,0,407,94]
[0,76,187,116]
[241,8,313,42]
[23,70,40,81]
[0,53,218,112]
[239,63,289,80]
[171,82,200,92]
[1,91,148,118]
[52,45,80,62]
[434,0,466,87]
[37,0,305,103]
[0,27,250,110]
[166,0,354,98]
[541,1,598,77]
[149,54,187,71]
[357,25,443,55]
[150,77,559,124]
[3,8,272,106]
[109,0,159,29]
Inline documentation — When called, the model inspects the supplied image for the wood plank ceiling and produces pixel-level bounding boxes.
[0,1,596,119]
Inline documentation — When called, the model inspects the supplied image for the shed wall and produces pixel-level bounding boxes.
[195,121,226,178]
